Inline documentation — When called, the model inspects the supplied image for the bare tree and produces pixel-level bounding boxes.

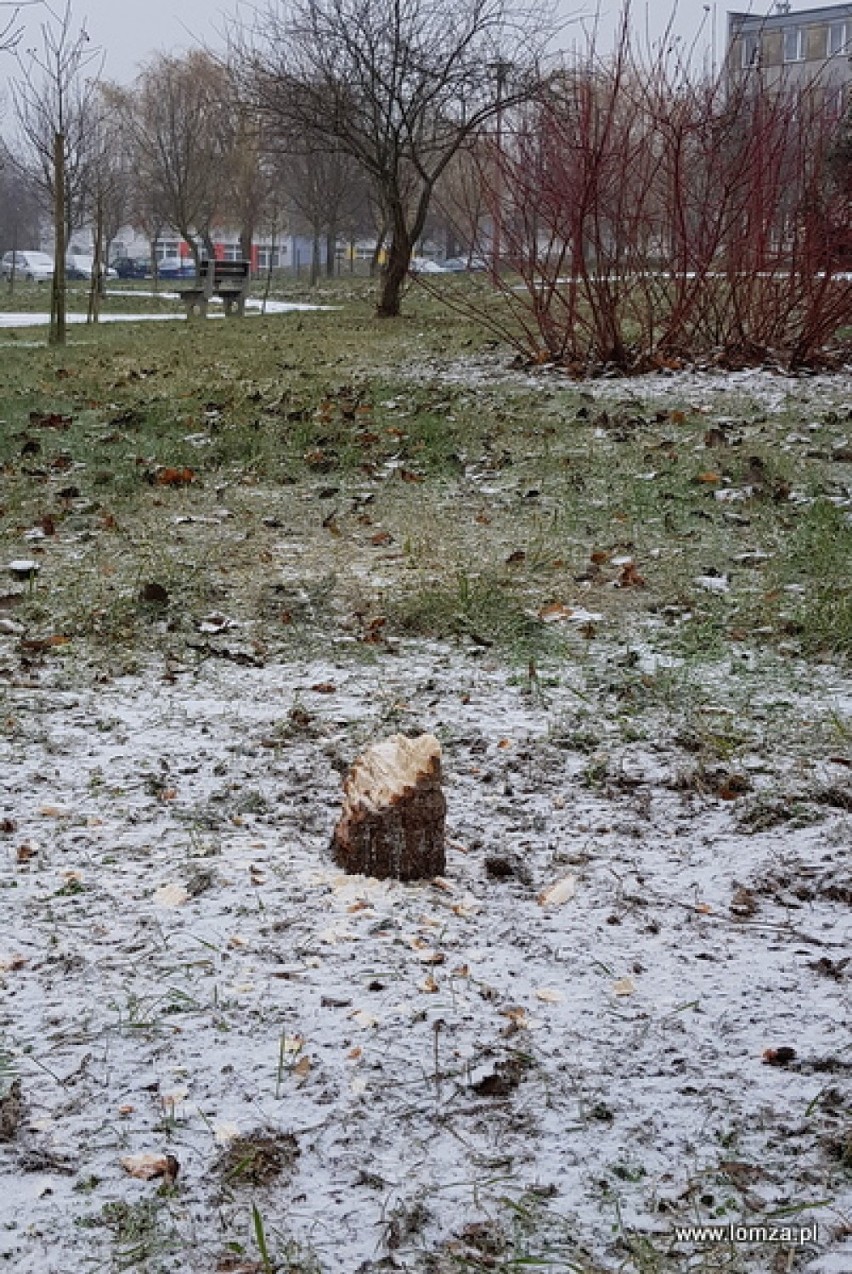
[280,146,363,282]
[120,51,233,271]
[83,85,132,319]
[234,0,552,316]
[13,0,102,343]
[0,1,42,55]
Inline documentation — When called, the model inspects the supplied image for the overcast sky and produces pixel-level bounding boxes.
[2,0,783,86]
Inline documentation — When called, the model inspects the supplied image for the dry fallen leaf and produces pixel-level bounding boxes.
[153,466,195,487]
[419,974,439,993]
[617,562,646,588]
[535,988,564,1004]
[0,954,28,972]
[762,1046,796,1067]
[538,602,574,623]
[612,977,636,996]
[120,1152,180,1182]
[537,874,577,907]
[292,1056,312,1082]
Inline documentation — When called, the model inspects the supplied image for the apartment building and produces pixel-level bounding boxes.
[728,2,852,103]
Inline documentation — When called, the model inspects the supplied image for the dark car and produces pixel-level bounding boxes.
[113,257,150,279]
[156,259,195,279]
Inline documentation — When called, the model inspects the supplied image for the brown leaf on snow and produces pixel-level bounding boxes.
[0,953,29,972]
[538,602,573,623]
[139,581,169,606]
[730,886,758,917]
[612,977,636,996]
[16,844,37,863]
[120,1152,180,1182]
[617,562,646,588]
[310,682,336,694]
[762,1046,796,1067]
[292,1056,312,1082]
[29,410,72,430]
[20,636,71,652]
[152,466,196,488]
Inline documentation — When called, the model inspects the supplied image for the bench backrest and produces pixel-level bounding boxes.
[199,259,250,288]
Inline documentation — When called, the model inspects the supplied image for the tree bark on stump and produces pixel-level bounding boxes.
[330,734,446,881]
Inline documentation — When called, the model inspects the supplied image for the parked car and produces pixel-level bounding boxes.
[1,250,54,282]
[156,258,195,279]
[409,256,445,274]
[441,255,489,272]
[66,253,117,280]
[112,256,150,279]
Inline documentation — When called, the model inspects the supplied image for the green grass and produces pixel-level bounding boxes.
[0,292,849,695]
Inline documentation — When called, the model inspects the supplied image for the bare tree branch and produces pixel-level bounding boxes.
[232,0,554,315]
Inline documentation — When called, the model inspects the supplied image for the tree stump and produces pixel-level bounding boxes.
[330,733,446,881]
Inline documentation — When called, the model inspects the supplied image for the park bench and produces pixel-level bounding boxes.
[180,259,251,318]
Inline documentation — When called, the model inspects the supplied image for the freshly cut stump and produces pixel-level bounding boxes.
[330,733,446,880]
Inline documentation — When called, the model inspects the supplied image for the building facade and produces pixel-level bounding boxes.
[727,2,852,104]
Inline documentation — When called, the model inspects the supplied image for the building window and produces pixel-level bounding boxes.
[828,21,848,56]
[741,31,760,68]
[219,243,242,261]
[155,239,180,262]
[783,26,804,62]
[257,246,285,269]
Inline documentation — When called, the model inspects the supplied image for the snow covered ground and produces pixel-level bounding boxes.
[0,640,849,1272]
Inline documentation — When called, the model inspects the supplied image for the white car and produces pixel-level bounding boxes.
[66,253,117,280]
[1,250,55,282]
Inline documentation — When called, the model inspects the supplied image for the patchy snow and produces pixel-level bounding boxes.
[0,642,849,1271]
[0,295,334,329]
[402,352,852,415]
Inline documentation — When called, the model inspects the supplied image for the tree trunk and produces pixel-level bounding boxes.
[311,230,321,285]
[377,227,411,318]
[330,734,446,881]
[88,193,104,322]
[50,131,66,347]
